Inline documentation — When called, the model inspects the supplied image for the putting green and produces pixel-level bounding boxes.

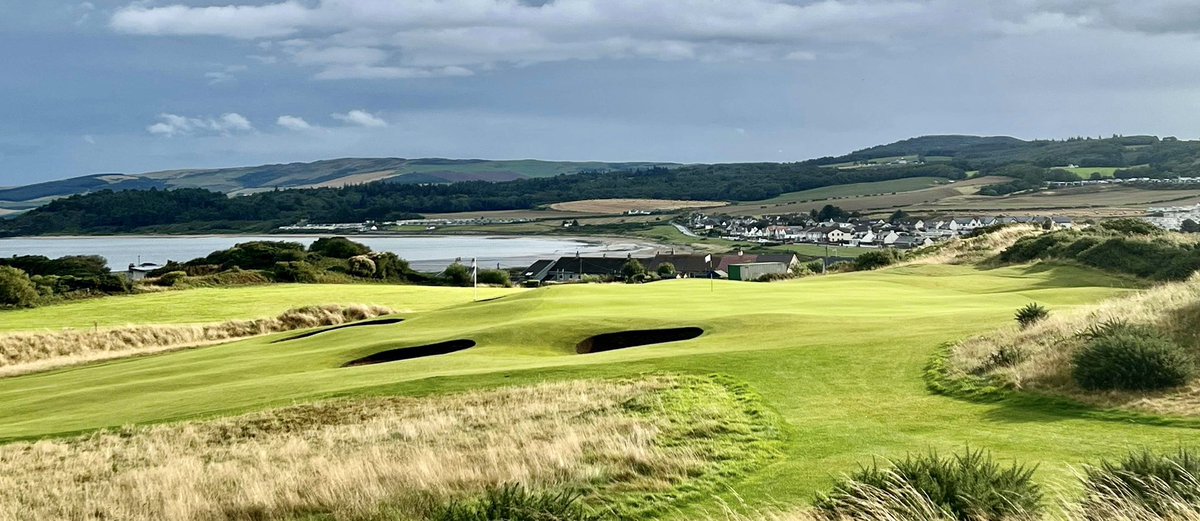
[0,262,1193,511]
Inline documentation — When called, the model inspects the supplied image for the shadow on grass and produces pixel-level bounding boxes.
[272,318,405,343]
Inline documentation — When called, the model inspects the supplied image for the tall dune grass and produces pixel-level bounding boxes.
[0,304,393,378]
[947,272,1200,415]
[0,376,762,521]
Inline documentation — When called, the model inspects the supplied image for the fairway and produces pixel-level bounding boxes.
[0,261,1193,514]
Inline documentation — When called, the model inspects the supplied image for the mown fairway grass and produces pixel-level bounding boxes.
[0,284,519,332]
[0,263,1195,514]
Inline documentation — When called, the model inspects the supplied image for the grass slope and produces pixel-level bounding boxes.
[0,284,518,332]
[2,262,1194,516]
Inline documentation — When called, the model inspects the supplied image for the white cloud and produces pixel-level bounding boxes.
[104,0,958,79]
[111,2,311,39]
[82,134,96,145]
[147,113,254,137]
[332,110,387,128]
[276,115,313,131]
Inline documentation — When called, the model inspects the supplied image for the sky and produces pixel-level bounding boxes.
[3,1,1200,185]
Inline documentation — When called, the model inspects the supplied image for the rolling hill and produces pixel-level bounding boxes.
[0,158,677,214]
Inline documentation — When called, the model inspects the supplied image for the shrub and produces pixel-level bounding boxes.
[1014,303,1049,329]
[155,271,188,287]
[804,260,825,274]
[347,255,377,278]
[656,262,677,277]
[1072,329,1194,391]
[197,241,308,270]
[1081,448,1200,518]
[621,259,646,279]
[309,236,371,258]
[1099,218,1162,235]
[816,448,1042,521]
[443,262,473,286]
[429,484,599,521]
[854,249,902,271]
[372,252,411,281]
[0,266,38,307]
[477,269,512,287]
[270,261,321,284]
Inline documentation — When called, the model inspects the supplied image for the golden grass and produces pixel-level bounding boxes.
[550,198,728,214]
[947,273,1200,416]
[906,224,1042,266]
[0,304,393,378]
[0,376,755,521]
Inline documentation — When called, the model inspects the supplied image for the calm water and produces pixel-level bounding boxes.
[0,235,656,272]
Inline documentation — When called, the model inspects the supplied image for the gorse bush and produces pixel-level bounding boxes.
[1015,303,1049,329]
[0,266,38,308]
[1072,327,1194,391]
[815,448,1042,521]
[270,261,322,283]
[997,228,1200,281]
[1081,448,1200,519]
[155,271,188,287]
[429,484,601,521]
[477,269,512,287]
[308,236,371,258]
[854,249,903,271]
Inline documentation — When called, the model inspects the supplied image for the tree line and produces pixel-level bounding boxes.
[0,163,965,235]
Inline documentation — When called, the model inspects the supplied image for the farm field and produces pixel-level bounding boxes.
[752,176,950,203]
[1060,166,1121,179]
[549,198,727,214]
[721,176,1008,216]
[910,185,1200,215]
[0,260,1193,517]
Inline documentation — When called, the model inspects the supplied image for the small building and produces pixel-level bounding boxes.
[728,262,788,281]
[127,262,165,281]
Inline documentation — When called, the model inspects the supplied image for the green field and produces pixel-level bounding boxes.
[755,177,949,204]
[0,261,1192,514]
[1061,166,1120,179]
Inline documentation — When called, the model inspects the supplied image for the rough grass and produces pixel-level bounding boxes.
[907,225,1042,266]
[0,374,780,521]
[0,304,394,378]
[945,273,1200,416]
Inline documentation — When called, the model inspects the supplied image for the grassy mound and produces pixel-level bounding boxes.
[0,375,780,521]
[0,304,394,377]
[943,275,1200,415]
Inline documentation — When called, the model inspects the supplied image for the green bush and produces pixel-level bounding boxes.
[621,259,646,279]
[656,262,677,277]
[270,261,322,283]
[1015,303,1049,329]
[1082,448,1200,518]
[443,262,473,286]
[1072,328,1194,391]
[1099,218,1162,235]
[155,271,188,287]
[197,241,308,270]
[429,484,599,521]
[854,249,902,271]
[477,269,512,287]
[816,448,1042,521]
[0,266,39,307]
[309,236,372,258]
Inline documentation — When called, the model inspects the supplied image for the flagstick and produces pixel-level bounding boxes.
[472,257,478,301]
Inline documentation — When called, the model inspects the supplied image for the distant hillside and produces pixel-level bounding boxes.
[818,134,1197,170]
[0,158,677,214]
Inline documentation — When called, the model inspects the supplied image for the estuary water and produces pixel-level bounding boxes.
[0,235,658,272]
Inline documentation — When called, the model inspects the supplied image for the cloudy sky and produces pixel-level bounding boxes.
[3,1,1200,184]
